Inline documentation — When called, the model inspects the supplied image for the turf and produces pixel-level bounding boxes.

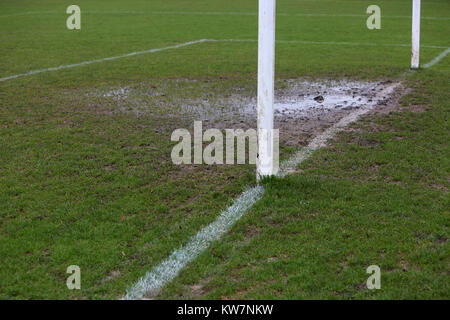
[0,0,448,299]
[161,71,450,299]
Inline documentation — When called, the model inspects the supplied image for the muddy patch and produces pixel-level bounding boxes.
[85,78,401,147]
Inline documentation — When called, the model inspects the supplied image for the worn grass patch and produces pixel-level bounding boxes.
[159,71,449,300]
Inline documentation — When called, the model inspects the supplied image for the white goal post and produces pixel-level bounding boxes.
[257,0,276,179]
[411,0,421,69]
[256,0,421,178]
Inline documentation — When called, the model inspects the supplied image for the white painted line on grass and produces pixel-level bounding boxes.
[90,11,449,21]
[123,185,265,300]
[423,48,450,68]
[0,11,57,17]
[2,10,449,20]
[0,39,208,82]
[3,39,448,83]
[123,82,400,299]
[280,83,400,174]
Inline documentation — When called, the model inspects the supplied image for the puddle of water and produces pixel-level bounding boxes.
[274,94,369,114]
[88,78,397,146]
[268,80,377,117]
[184,79,387,121]
[92,79,390,118]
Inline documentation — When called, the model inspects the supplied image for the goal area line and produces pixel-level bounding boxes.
[1,39,448,82]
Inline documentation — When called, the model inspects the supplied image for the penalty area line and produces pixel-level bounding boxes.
[2,39,448,82]
[423,48,450,68]
[0,39,209,82]
[123,185,265,300]
[123,83,400,299]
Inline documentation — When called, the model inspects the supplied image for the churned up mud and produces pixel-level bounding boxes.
[85,78,402,147]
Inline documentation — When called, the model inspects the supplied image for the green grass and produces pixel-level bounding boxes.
[161,71,450,299]
[0,0,449,299]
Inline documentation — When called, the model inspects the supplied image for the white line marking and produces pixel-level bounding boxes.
[1,7,448,299]
[94,11,450,21]
[2,10,448,20]
[280,83,400,174]
[219,38,449,49]
[0,11,57,17]
[123,82,400,299]
[2,39,448,82]
[123,185,265,300]
[423,48,450,68]
[0,39,208,82]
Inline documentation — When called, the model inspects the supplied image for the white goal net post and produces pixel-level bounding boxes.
[411,0,421,69]
[257,0,277,179]
[256,0,422,178]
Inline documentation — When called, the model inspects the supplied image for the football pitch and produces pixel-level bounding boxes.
[0,0,449,299]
